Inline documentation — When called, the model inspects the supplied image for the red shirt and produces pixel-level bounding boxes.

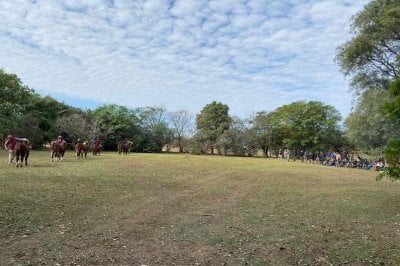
[6,138,16,150]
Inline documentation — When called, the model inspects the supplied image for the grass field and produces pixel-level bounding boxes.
[1,150,400,265]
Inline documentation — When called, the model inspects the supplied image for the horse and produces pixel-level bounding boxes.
[51,140,66,161]
[118,141,133,155]
[75,141,89,158]
[15,139,29,167]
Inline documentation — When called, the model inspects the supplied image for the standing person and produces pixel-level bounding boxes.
[4,135,17,165]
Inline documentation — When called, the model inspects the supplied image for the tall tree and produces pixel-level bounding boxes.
[380,78,400,179]
[138,106,173,153]
[0,69,35,139]
[90,104,140,150]
[196,101,231,154]
[336,0,400,92]
[55,113,97,145]
[23,95,80,144]
[345,88,400,154]
[336,0,400,179]
[250,111,284,157]
[271,101,342,152]
[217,116,255,156]
[169,109,193,152]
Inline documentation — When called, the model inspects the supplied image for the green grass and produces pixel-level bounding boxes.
[1,150,400,265]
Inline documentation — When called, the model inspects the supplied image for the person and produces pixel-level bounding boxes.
[278,148,283,159]
[57,135,64,144]
[283,148,290,161]
[94,137,102,149]
[4,134,17,165]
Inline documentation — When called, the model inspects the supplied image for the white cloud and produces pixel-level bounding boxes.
[0,0,370,119]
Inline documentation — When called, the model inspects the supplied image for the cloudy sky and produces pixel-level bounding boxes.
[0,0,370,119]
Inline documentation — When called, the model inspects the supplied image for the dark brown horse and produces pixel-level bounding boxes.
[15,139,29,167]
[75,141,89,158]
[118,141,133,155]
[51,141,66,161]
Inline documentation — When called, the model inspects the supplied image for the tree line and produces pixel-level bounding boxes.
[0,68,348,155]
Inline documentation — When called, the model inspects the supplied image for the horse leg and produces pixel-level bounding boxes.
[15,153,21,167]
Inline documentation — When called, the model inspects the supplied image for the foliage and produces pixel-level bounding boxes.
[23,95,81,144]
[345,88,400,153]
[196,101,231,154]
[378,139,400,180]
[336,0,400,92]
[216,116,251,156]
[169,109,194,152]
[336,0,400,180]
[380,78,400,179]
[89,104,140,150]
[142,122,173,153]
[0,69,35,138]
[55,112,97,145]
[138,106,173,152]
[251,111,284,157]
[267,101,342,152]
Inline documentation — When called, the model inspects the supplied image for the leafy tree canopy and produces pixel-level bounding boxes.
[336,0,400,92]
[196,101,231,154]
[271,101,342,151]
[345,88,400,154]
[0,69,35,137]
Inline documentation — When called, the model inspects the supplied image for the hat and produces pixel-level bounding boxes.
[58,135,62,138]
[7,134,14,139]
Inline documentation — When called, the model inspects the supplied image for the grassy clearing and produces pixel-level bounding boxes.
[1,150,400,265]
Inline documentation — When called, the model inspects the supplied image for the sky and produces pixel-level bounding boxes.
[0,0,370,119]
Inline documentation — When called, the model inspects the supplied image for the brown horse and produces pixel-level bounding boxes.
[118,141,133,155]
[15,139,29,167]
[51,141,66,161]
[75,141,89,158]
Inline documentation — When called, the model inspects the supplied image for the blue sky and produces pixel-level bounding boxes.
[0,0,370,119]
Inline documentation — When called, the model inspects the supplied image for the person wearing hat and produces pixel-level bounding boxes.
[4,134,17,165]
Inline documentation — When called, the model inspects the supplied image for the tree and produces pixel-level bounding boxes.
[23,95,81,144]
[336,0,400,92]
[379,78,400,180]
[0,69,35,139]
[269,101,342,152]
[345,88,400,154]
[169,109,193,152]
[196,101,231,154]
[55,113,97,145]
[217,116,255,156]
[250,111,284,157]
[137,106,173,152]
[90,105,140,150]
[336,0,400,180]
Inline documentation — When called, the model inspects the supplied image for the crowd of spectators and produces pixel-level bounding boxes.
[279,149,387,171]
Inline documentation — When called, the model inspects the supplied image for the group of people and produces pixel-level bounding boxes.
[279,148,387,171]
[55,135,102,148]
